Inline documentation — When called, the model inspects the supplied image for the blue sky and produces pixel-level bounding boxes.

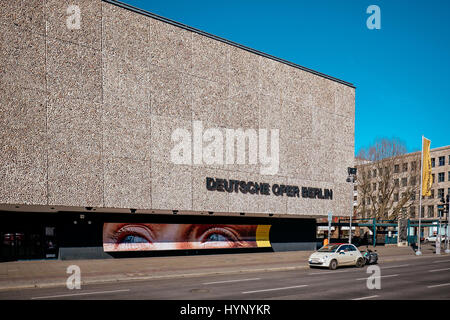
[121,0,450,155]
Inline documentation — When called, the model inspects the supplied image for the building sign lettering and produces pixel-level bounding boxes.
[206,177,332,200]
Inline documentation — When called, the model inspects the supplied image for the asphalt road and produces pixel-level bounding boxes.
[1,254,450,300]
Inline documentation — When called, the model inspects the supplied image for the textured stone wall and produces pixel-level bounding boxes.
[0,0,355,217]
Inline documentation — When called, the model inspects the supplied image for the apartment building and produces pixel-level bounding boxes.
[355,145,450,224]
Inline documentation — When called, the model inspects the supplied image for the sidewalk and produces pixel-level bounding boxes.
[0,244,447,291]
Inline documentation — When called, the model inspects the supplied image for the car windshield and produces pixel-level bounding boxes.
[318,245,340,252]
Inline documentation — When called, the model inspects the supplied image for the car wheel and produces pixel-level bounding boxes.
[329,259,338,270]
[356,257,365,268]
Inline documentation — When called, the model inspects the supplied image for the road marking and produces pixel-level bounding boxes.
[427,283,450,289]
[308,269,358,275]
[203,278,261,285]
[356,274,399,281]
[428,267,450,273]
[242,285,308,294]
[382,264,410,269]
[31,289,130,300]
[352,295,379,300]
[433,259,450,264]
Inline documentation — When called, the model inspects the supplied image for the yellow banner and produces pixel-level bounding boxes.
[422,137,432,196]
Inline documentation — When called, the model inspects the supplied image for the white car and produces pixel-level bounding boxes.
[308,243,365,270]
[426,235,439,242]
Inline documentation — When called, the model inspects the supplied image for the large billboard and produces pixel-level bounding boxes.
[103,223,271,252]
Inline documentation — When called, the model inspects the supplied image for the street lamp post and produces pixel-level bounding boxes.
[347,167,357,245]
[438,195,450,254]
[444,195,450,254]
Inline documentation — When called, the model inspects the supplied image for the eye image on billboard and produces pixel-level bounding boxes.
[103,223,271,252]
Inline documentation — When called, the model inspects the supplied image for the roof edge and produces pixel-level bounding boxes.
[103,0,356,89]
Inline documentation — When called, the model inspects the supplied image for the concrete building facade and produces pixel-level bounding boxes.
[0,0,355,259]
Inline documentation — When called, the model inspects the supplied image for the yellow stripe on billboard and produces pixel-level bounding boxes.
[256,225,271,248]
[422,137,432,196]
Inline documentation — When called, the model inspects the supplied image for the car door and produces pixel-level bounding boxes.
[347,245,358,265]
[337,245,352,265]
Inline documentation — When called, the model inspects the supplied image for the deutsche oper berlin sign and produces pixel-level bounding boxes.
[206,177,333,200]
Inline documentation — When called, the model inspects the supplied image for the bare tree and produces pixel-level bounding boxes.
[356,138,420,220]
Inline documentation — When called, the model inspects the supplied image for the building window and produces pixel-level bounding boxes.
[394,193,399,202]
[373,183,377,191]
[438,188,444,199]
[367,197,371,205]
[432,174,435,183]
[402,163,408,172]
[429,189,434,199]
[448,171,450,182]
[439,156,445,166]
[411,161,417,171]
[394,164,400,173]
[410,206,415,218]
[438,172,445,183]
[427,205,434,218]
[373,169,377,177]
[431,158,435,167]
[394,179,399,187]
[401,177,407,187]
[421,206,425,218]
[410,176,417,186]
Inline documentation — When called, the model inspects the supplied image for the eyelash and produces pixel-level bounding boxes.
[199,227,241,244]
[112,225,154,245]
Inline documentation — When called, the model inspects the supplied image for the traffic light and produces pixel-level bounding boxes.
[442,195,450,214]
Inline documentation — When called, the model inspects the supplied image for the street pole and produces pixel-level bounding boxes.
[436,211,441,255]
[445,219,450,253]
[446,196,450,254]
[416,136,424,256]
[327,211,332,245]
[349,196,353,244]
[347,167,356,245]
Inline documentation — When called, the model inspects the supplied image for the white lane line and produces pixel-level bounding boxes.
[427,283,450,289]
[352,295,379,300]
[382,264,410,269]
[309,269,357,275]
[31,289,130,300]
[356,274,399,281]
[428,267,450,273]
[242,285,308,294]
[203,278,261,285]
[433,259,450,264]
